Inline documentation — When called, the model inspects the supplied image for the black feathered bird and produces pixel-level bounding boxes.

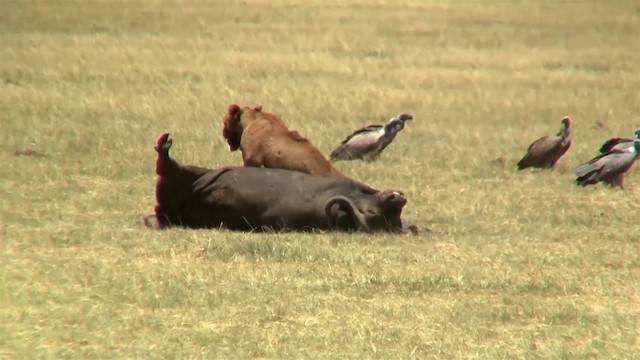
[516,116,572,171]
[329,113,413,162]
[575,140,640,189]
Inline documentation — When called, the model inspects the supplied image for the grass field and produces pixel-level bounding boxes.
[2,0,640,358]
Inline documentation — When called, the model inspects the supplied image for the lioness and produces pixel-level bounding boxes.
[222,104,345,177]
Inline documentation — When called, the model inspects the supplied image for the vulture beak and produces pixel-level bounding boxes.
[397,113,413,122]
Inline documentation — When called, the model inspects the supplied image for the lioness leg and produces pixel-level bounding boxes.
[243,154,263,167]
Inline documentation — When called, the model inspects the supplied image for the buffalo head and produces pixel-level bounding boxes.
[325,189,407,233]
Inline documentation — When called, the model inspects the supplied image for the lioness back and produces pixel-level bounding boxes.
[233,105,344,177]
[263,133,342,176]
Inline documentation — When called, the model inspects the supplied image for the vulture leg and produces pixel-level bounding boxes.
[603,178,614,188]
[615,173,625,189]
[603,174,624,189]
[367,152,381,162]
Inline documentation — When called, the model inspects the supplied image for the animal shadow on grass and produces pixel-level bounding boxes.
[12,148,48,158]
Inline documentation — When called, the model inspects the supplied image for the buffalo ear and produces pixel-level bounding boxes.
[325,196,369,232]
[222,104,243,151]
[327,203,352,230]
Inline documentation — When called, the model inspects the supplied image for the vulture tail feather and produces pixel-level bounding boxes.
[516,155,532,171]
[330,145,351,161]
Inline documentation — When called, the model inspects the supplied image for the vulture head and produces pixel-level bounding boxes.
[559,116,571,137]
[383,113,413,137]
[561,116,571,127]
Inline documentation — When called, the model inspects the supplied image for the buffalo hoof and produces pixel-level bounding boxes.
[401,221,421,235]
[155,133,172,153]
[143,214,161,229]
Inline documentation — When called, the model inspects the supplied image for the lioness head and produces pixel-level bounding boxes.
[221,104,263,151]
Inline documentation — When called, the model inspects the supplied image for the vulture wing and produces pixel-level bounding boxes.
[598,137,634,154]
[598,151,638,175]
[339,124,383,145]
[517,135,560,170]
[575,151,638,186]
[330,131,383,161]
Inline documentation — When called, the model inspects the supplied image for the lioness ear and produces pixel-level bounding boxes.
[253,104,263,112]
[227,104,241,117]
[223,104,243,151]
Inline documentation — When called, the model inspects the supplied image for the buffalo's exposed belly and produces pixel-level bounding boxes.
[171,168,359,231]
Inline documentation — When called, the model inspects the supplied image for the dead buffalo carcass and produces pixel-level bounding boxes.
[143,133,417,234]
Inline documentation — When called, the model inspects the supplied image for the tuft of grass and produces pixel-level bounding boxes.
[2,0,640,358]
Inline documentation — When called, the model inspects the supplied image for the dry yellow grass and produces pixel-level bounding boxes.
[1,1,640,358]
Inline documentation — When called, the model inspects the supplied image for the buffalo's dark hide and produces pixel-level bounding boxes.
[144,133,416,234]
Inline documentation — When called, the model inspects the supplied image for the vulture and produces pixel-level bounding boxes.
[329,113,413,162]
[575,139,640,189]
[516,116,572,171]
[597,128,640,154]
